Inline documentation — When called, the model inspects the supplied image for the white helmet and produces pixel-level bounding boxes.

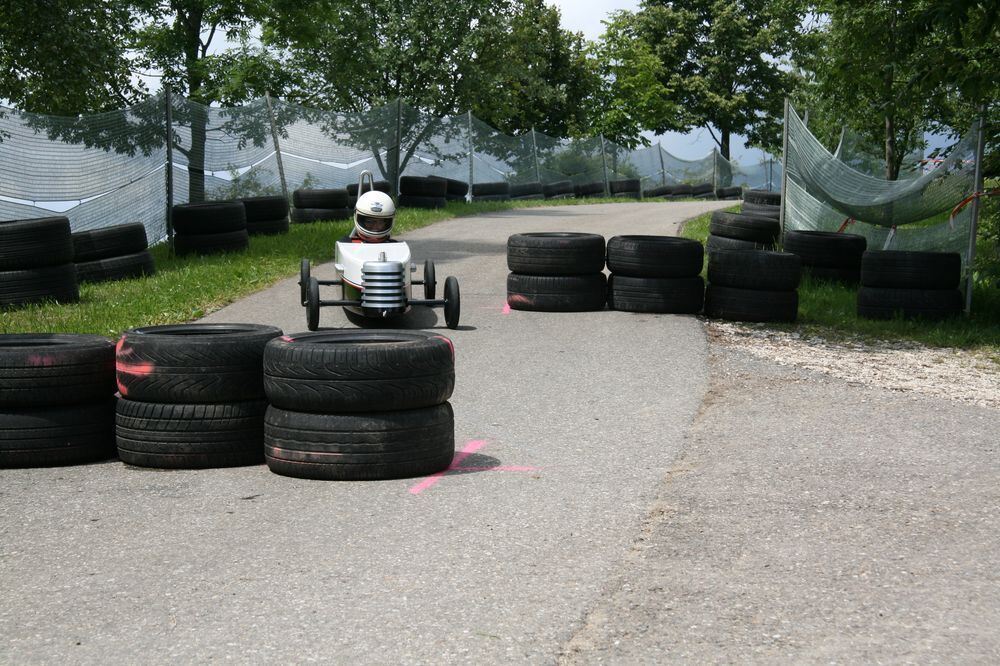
[354,190,396,240]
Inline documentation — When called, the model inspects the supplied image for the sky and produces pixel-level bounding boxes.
[545,0,765,164]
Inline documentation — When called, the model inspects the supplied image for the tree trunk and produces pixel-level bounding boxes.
[885,115,898,181]
[188,102,208,202]
[720,128,731,161]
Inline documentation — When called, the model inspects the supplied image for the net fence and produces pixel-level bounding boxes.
[783,103,980,266]
[0,93,779,244]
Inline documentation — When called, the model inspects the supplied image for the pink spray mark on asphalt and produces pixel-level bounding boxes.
[408,440,540,495]
[502,303,512,315]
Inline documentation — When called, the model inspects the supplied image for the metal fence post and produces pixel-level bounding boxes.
[778,98,791,238]
[600,134,610,196]
[658,141,666,186]
[965,110,987,315]
[467,110,474,202]
[711,148,718,190]
[393,98,403,198]
[164,85,174,251]
[264,92,290,204]
[530,126,541,183]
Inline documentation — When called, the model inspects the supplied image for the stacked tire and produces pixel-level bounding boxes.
[741,190,781,219]
[429,177,470,202]
[172,201,249,255]
[399,176,447,209]
[292,188,352,223]
[115,323,282,468]
[262,331,456,480]
[73,223,155,283]
[715,186,742,200]
[471,181,510,202]
[543,180,574,200]
[239,195,289,236]
[858,251,963,320]
[0,216,79,307]
[704,250,801,322]
[506,232,606,312]
[691,183,715,199]
[0,334,116,467]
[644,184,675,198]
[784,230,867,284]
[511,182,544,200]
[606,236,704,314]
[707,210,780,254]
[609,179,640,199]
[574,181,605,198]
[666,184,693,199]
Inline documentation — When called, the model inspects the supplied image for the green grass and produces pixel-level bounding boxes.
[680,208,1000,353]
[0,197,659,337]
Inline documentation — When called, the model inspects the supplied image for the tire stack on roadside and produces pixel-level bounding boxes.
[115,323,282,468]
[574,181,605,199]
[238,195,289,236]
[471,181,511,202]
[262,331,456,480]
[706,210,780,254]
[510,182,544,200]
[0,334,116,467]
[172,201,249,255]
[506,232,606,312]
[609,179,641,199]
[399,176,448,209]
[665,184,693,199]
[643,184,675,199]
[0,216,79,307]
[542,180,574,200]
[691,183,715,199]
[783,230,867,284]
[292,188,352,223]
[606,236,704,314]
[858,251,963,320]
[741,189,781,219]
[429,176,470,202]
[715,186,742,200]
[73,223,155,284]
[704,249,801,322]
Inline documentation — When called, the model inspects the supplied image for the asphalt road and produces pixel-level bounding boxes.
[1,201,734,663]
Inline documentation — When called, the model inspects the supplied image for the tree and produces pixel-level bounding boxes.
[624,0,806,160]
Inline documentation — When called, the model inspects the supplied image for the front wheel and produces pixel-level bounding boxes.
[444,276,460,330]
[423,260,436,300]
[306,277,321,331]
[299,258,311,306]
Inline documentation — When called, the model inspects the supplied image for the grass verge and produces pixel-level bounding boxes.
[680,209,1000,353]
[0,197,652,337]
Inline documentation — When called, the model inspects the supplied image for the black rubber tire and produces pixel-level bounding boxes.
[428,176,469,197]
[471,181,511,197]
[398,194,447,209]
[644,185,675,198]
[0,400,116,468]
[346,181,391,197]
[805,265,861,284]
[0,334,115,407]
[239,195,288,223]
[715,186,743,199]
[706,234,775,253]
[264,330,455,413]
[76,250,156,284]
[116,323,282,403]
[174,230,249,256]
[246,217,290,236]
[708,249,801,291]
[446,193,467,202]
[609,179,640,195]
[400,176,448,197]
[172,201,246,235]
[264,403,455,481]
[704,285,798,322]
[543,181,574,198]
[72,223,148,262]
[116,398,266,469]
[741,202,781,219]
[0,216,73,270]
[743,189,781,205]
[690,183,714,196]
[614,191,642,200]
[507,273,607,312]
[668,184,693,198]
[783,231,867,268]
[307,277,320,331]
[424,260,436,300]
[606,235,703,278]
[472,194,511,202]
[507,232,606,275]
[291,207,353,223]
[857,287,963,320]
[510,182,543,198]
[0,264,79,308]
[511,193,545,201]
[709,211,780,243]
[608,275,704,314]
[860,251,962,289]
[299,259,311,306]
[293,189,350,209]
[574,181,606,197]
[444,276,460,329]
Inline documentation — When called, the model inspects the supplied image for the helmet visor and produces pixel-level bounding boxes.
[357,213,392,234]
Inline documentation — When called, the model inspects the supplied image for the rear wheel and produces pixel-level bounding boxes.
[299,258,311,306]
[424,260,436,299]
[444,276,460,329]
[307,277,320,331]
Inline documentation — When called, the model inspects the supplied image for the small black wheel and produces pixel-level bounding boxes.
[424,260,436,300]
[299,258,311,306]
[444,276,460,330]
[306,277,321,331]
